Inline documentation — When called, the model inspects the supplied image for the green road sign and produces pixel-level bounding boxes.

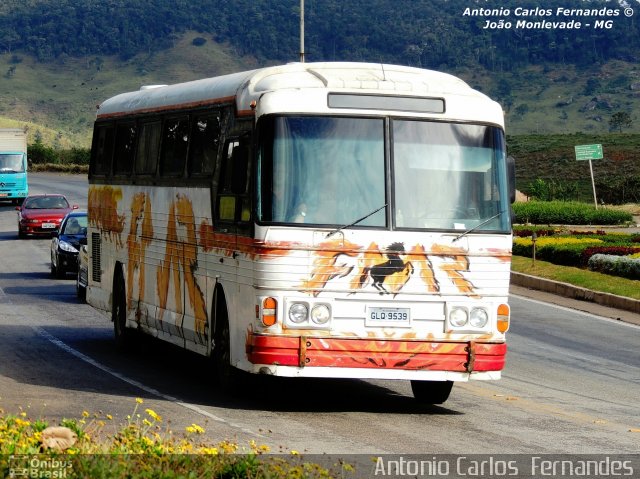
[575,144,603,161]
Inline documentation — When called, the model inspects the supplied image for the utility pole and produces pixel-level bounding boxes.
[300,0,305,62]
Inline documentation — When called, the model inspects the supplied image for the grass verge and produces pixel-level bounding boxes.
[511,255,640,300]
[0,398,354,478]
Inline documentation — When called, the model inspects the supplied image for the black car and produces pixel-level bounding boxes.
[50,211,88,278]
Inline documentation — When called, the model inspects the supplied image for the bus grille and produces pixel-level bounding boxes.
[91,232,101,283]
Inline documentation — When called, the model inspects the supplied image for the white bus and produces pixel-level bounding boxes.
[86,62,514,403]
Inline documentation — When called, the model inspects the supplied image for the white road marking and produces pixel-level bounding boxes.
[511,293,640,329]
[33,326,265,438]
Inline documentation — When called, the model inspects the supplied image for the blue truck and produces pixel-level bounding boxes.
[0,128,28,205]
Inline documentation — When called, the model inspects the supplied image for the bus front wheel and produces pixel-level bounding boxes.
[410,380,453,404]
[212,294,241,393]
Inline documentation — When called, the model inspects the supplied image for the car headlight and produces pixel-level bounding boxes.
[288,303,308,324]
[310,304,331,325]
[469,308,489,328]
[449,307,468,327]
[59,240,79,253]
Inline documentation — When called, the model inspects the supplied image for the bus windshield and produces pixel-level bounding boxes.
[258,115,509,232]
[258,116,386,227]
[393,120,510,232]
[0,154,24,173]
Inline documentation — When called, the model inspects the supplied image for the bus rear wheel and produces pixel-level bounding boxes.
[410,380,453,404]
[112,270,132,350]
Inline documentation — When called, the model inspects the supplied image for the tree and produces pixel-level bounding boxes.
[609,112,632,133]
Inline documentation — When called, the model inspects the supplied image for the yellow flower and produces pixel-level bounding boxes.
[291,450,300,455]
[145,409,162,422]
[82,411,90,418]
[199,447,219,455]
[135,398,144,404]
[106,415,113,420]
[185,423,205,434]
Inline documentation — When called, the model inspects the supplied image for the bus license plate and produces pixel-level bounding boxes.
[366,307,411,327]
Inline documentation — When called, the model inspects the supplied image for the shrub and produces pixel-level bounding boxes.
[512,226,557,237]
[513,237,604,265]
[588,254,640,279]
[581,246,640,265]
[512,201,633,225]
[28,143,91,167]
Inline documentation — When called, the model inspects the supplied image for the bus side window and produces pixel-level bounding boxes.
[217,138,251,223]
[135,121,161,176]
[160,116,190,177]
[114,123,136,176]
[91,124,115,176]
[188,113,220,177]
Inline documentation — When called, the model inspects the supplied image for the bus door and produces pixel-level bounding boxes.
[216,136,252,289]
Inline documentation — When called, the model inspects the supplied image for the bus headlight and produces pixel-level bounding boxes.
[449,307,468,327]
[310,304,331,325]
[469,308,489,328]
[288,303,308,324]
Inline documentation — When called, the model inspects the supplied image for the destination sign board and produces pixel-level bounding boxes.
[575,144,603,161]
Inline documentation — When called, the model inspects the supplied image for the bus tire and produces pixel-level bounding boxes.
[410,380,453,404]
[112,267,132,350]
[212,292,239,392]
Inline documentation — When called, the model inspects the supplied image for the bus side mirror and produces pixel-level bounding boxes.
[507,155,516,204]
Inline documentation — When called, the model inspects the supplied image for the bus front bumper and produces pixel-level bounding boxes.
[246,333,506,374]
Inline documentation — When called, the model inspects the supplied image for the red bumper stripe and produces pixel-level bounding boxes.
[246,333,506,372]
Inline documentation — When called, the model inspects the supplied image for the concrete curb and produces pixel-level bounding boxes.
[510,272,640,315]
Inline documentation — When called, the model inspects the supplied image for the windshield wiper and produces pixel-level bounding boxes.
[325,204,388,239]
[452,211,503,242]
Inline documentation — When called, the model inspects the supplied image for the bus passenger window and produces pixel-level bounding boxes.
[160,117,189,176]
[91,124,115,176]
[136,121,161,175]
[188,114,220,176]
[114,123,136,176]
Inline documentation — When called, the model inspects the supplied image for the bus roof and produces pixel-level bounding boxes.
[97,62,502,124]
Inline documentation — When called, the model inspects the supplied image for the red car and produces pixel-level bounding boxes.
[16,194,78,238]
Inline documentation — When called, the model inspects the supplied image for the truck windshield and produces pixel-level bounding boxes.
[257,115,510,233]
[0,154,24,173]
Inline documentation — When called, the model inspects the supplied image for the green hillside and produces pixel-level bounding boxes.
[0,0,639,147]
[0,32,255,147]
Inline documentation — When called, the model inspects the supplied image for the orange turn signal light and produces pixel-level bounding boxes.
[262,297,277,327]
[497,303,510,333]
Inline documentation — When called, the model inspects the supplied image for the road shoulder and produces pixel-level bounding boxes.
[510,283,640,326]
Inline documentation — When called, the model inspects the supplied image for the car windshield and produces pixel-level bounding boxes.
[63,216,87,235]
[24,196,69,209]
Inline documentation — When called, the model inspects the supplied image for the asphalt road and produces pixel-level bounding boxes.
[0,173,638,458]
